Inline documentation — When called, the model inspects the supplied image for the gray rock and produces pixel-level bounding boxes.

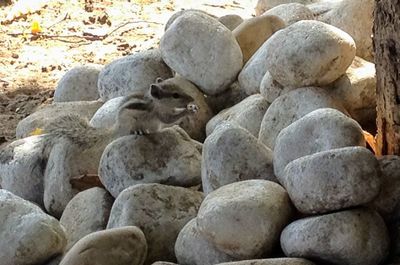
[60,226,147,265]
[97,49,173,101]
[258,87,347,149]
[54,65,101,102]
[152,262,178,265]
[328,56,376,127]
[16,100,103,139]
[265,20,356,88]
[314,0,374,61]
[175,218,235,265]
[44,138,106,218]
[0,135,47,206]
[60,187,114,251]
[216,258,316,265]
[202,123,275,194]
[107,183,203,264]
[204,81,248,114]
[99,126,202,198]
[164,9,217,31]
[260,71,295,103]
[371,156,400,221]
[255,0,319,15]
[262,3,314,25]
[44,255,62,265]
[89,96,124,128]
[197,180,293,259]
[281,208,390,265]
[283,147,380,214]
[233,15,285,64]
[160,11,243,95]
[0,189,66,265]
[206,94,270,138]
[218,14,243,30]
[273,108,365,179]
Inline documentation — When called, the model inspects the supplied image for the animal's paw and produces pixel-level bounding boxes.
[132,129,151,136]
[187,103,199,113]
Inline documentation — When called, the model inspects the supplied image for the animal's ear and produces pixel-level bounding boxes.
[150,84,163,99]
[155,77,163,83]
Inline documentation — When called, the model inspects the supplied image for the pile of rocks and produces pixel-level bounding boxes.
[1,1,398,265]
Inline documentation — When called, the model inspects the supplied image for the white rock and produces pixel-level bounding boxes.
[54,65,101,102]
[164,9,217,31]
[160,11,243,95]
[255,0,319,16]
[260,71,295,103]
[0,135,47,206]
[281,208,390,265]
[175,218,235,265]
[283,147,380,214]
[265,20,356,87]
[258,87,347,149]
[0,189,66,265]
[206,94,270,138]
[60,187,114,251]
[107,183,203,264]
[197,180,293,259]
[273,108,365,179]
[202,123,275,194]
[262,3,314,25]
[99,126,202,198]
[97,49,173,101]
[89,96,124,128]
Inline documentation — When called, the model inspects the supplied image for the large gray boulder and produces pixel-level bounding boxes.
[160,12,243,95]
[262,3,314,25]
[197,180,293,259]
[107,183,203,265]
[265,20,356,88]
[273,108,365,179]
[175,218,235,265]
[255,0,319,15]
[54,65,101,102]
[206,94,270,138]
[60,187,114,251]
[281,208,390,265]
[60,226,147,265]
[99,126,202,198]
[0,135,47,206]
[283,147,380,214]
[258,87,347,149]
[97,49,173,101]
[0,189,66,265]
[16,100,103,139]
[202,123,275,194]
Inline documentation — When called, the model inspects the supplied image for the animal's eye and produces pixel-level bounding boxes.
[172,93,180,98]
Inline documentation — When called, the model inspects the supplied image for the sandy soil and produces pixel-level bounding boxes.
[0,0,256,145]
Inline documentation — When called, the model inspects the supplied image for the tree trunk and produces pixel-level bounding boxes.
[374,0,400,156]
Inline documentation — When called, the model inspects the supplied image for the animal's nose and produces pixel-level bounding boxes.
[187,103,199,113]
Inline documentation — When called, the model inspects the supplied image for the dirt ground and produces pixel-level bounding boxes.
[0,0,255,146]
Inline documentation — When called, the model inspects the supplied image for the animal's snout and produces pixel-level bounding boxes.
[187,103,199,113]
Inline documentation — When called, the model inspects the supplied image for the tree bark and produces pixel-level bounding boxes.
[374,0,400,156]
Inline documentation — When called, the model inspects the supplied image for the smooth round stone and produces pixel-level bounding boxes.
[262,3,314,25]
[216,258,316,265]
[152,262,178,265]
[97,49,173,101]
[160,11,243,95]
[258,87,347,149]
[107,184,203,264]
[60,187,114,251]
[164,9,217,31]
[99,127,202,198]
[60,226,147,265]
[0,190,67,265]
[283,147,380,214]
[175,218,235,265]
[202,123,275,194]
[89,96,124,128]
[54,65,101,102]
[265,20,356,87]
[233,15,285,64]
[260,71,295,103]
[0,135,47,207]
[218,14,243,30]
[281,208,390,265]
[16,100,103,139]
[197,180,293,259]
[371,155,400,221]
[273,108,365,179]
[255,0,319,15]
[204,81,248,114]
[206,94,270,138]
